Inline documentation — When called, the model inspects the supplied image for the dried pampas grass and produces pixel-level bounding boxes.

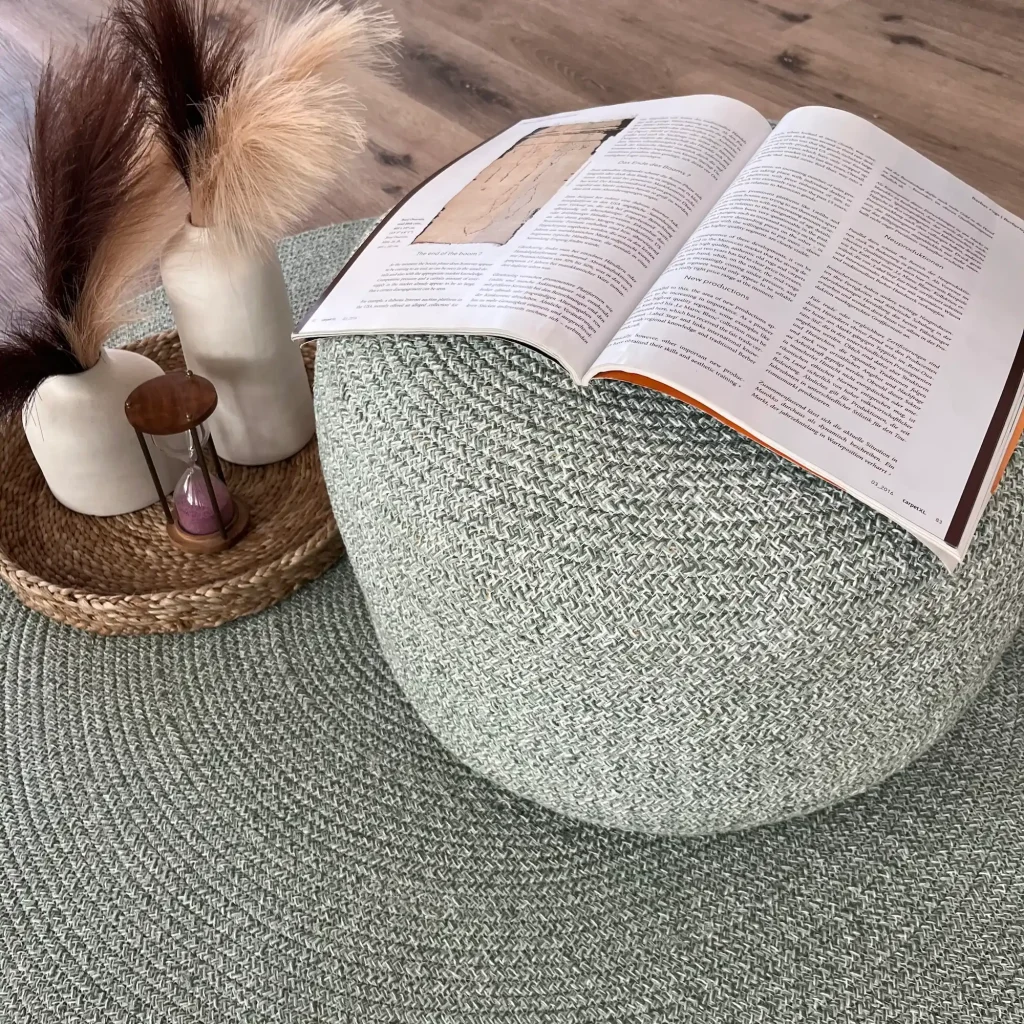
[189,2,398,253]
[0,316,85,425]
[75,143,189,358]
[116,0,399,255]
[113,0,249,188]
[0,24,189,422]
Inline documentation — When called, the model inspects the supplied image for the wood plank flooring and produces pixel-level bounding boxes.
[2,0,1024,322]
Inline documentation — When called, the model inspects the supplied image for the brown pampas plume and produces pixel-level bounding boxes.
[112,0,250,189]
[0,23,189,422]
[188,1,399,254]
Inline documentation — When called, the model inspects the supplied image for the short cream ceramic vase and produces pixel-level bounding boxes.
[22,347,177,516]
[160,222,316,466]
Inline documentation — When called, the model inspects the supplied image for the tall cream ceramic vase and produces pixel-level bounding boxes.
[22,347,178,516]
[160,222,315,466]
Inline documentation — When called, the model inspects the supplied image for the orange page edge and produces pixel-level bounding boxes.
[993,403,1024,492]
[595,370,828,485]
[600,370,1024,502]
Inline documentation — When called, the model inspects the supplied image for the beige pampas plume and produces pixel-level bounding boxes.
[113,0,250,188]
[189,2,400,254]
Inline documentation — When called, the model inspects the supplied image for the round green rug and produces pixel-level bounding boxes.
[1,221,1022,1021]
[2,555,1023,1021]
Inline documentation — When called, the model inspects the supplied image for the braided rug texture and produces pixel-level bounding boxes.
[313,253,1024,836]
[2,219,1024,1021]
[3,508,1024,1022]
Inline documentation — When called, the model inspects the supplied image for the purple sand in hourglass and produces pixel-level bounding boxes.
[173,466,235,536]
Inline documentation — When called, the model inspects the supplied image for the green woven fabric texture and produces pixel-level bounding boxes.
[313,265,1024,835]
[3,549,1023,1022]
[2,219,1022,1021]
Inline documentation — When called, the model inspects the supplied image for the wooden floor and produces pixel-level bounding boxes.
[3,0,1024,321]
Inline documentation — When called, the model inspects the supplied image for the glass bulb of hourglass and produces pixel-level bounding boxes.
[153,424,234,536]
[173,465,235,536]
[154,423,209,465]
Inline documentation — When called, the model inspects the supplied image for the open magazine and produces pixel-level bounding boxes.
[296,95,1024,570]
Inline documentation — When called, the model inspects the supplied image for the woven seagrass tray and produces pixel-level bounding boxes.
[0,332,343,636]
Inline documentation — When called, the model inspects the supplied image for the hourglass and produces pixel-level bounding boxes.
[125,370,249,553]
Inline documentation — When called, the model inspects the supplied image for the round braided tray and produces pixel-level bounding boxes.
[0,331,343,636]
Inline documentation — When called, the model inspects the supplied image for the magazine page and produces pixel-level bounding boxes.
[295,95,771,382]
[589,105,1024,563]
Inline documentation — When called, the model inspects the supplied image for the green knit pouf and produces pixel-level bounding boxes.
[314,322,1024,836]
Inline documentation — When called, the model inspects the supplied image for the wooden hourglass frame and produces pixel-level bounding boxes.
[125,370,249,553]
